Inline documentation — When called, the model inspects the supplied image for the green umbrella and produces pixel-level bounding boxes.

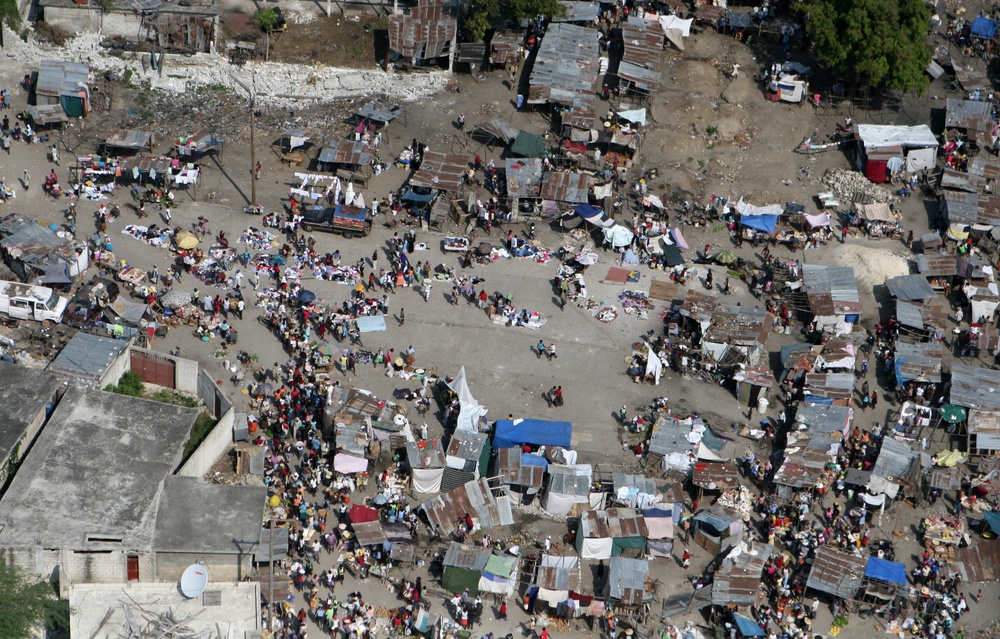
[714,249,738,265]
[939,404,967,424]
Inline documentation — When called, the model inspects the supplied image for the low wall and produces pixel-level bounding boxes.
[174,369,236,478]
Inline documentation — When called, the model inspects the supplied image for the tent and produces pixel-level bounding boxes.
[356,315,387,332]
[733,614,766,637]
[511,131,546,158]
[864,557,907,586]
[971,15,998,39]
[407,439,446,494]
[494,418,572,450]
[333,452,368,474]
[542,463,592,515]
[478,553,519,595]
[349,503,380,524]
[617,109,647,126]
[448,366,487,432]
[739,214,779,233]
[645,344,663,384]
[575,203,615,228]
[603,225,635,248]
[441,542,491,595]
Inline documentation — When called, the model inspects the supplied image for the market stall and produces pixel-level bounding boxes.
[406,438,446,494]
[850,202,903,239]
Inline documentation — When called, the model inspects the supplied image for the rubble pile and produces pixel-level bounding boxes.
[822,168,894,204]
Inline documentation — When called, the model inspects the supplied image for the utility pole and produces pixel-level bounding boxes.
[250,71,258,207]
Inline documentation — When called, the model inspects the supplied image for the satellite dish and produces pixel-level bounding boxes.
[179,564,208,598]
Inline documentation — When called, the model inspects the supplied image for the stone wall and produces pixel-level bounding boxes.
[155,551,250,582]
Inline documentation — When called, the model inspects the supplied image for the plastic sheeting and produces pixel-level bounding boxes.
[411,467,444,493]
[355,315,387,332]
[644,515,674,540]
[603,225,635,248]
[658,15,692,37]
[739,214,779,233]
[334,453,368,474]
[645,344,663,384]
[494,418,572,450]
[971,15,998,39]
[579,536,613,560]
[449,366,487,433]
[575,203,615,228]
[864,557,907,585]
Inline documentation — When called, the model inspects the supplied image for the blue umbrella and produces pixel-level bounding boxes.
[298,290,316,303]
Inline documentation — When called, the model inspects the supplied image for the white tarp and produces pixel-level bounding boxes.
[645,515,674,540]
[696,442,726,462]
[333,453,368,474]
[618,109,647,126]
[805,213,831,228]
[856,124,938,150]
[603,224,635,248]
[735,199,784,217]
[579,536,613,560]
[906,146,937,172]
[411,467,444,494]
[535,555,579,604]
[645,344,663,384]
[448,366,487,432]
[971,298,1000,323]
[658,15,693,37]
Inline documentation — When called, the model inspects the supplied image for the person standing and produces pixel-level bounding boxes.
[870,391,878,410]
[22,169,29,190]
[398,308,405,326]
[553,386,563,406]
[255,161,262,180]
[498,601,507,620]
[458,113,466,130]
[681,548,691,569]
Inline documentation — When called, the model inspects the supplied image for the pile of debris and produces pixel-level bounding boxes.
[822,168,893,204]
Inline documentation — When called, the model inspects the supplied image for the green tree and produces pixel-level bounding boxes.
[508,0,565,20]
[0,560,69,639]
[252,8,280,33]
[463,0,565,41]
[0,0,20,30]
[105,371,145,397]
[804,0,933,93]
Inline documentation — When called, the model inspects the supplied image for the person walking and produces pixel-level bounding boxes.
[870,391,878,410]
[553,386,563,407]
[457,113,466,130]
[255,161,262,180]
[498,602,507,620]
[398,308,405,326]
[681,548,691,570]
[546,342,557,360]
[536,339,545,359]
[841,225,848,243]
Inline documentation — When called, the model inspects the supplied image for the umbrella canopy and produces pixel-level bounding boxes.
[319,343,335,357]
[603,225,635,248]
[477,242,493,256]
[175,231,199,249]
[298,290,317,304]
[160,289,193,308]
[939,404,967,424]
[258,382,274,395]
[714,249,738,265]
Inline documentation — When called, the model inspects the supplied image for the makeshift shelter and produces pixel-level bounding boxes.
[805,546,866,599]
[493,418,572,450]
[388,0,457,66]
[443,429,490,491]
[410,152,469,192]
[691,505,743,553]
[802,264,862,332]
[479,552,519,596]
[971,15,999,40]
[407,439,446,494]
[448,366,487,433]
[333,453,368,474]
[540,171,594,204]
[732,614,766,637]
[532,554,583,609]
[511,131,546,158]
[574,202,615,228]
[506,158,544,202]
[862,557,907,603]
[642,508,675,558]
[711,541,774,608]
[26,104,68,128]
[575,508,648,559]
[35,60,90,118]
[527,23,600,107]
[855,124,938,181]
[174,131,223,158]
[355,100,403,125]
[542,463,593,515]
[951,363,1000,411]
[421,478,513,534]
[605,557,653,605]
[968,409,1000,457]
[494,447,546,501]
[441,542,491,595]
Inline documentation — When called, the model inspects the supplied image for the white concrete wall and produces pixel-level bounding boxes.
[175,406,233,478]
[97,345,132,390]
[42,7,143,39]
[1,547,153,597]
[174,356,199,394]
[155,551,250,582]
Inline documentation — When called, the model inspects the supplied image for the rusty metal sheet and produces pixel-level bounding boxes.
[318,139,372,168]
[421,478,511,533]
[540,171,593,203]
[409,151,469,192]
[805,546,866,598]
[691,461,741,490]
[605,507,649,538]
[389,0,457,61]
[955,540,1000,582]
[528,23,599,105]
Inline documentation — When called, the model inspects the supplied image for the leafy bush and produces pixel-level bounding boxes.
[105,371,145,397]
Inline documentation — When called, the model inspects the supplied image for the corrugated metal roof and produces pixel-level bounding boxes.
[534,554,582,591]
[442,541,491,571]
[704,305,773,347]
[955,539,1000,582]
[388,0,457,60]
[968,409,1000,435]
[105,129,153,149]
[805,546,866,598]
[406,438,446,469]
[352,520,388,546]
[946,98,993,131]
[773,447,833,488]
[894,341,943,383]
[409,151,469,192]
[421,478,512,533]
[528,23,599,105]
[496,447,545,488]
[712,543,773,606]
[794,403,851,435]
[579,509,610,539]
[318,139,372,167]
[886,274,938,302]
[547,464,591,497]
[45,333,129,385]
[691,460,741,490]
[506,158,544,198]
[942,190,980,223]
[553,1,600,22]
[607,557,651,603]
[872,437,917,480]
[612,473,657,495]
[648,413,695,457]
[605,507,648,538]
[951,363,1000,410]
[952,59,990,93]
[335,421,368,456]
[355,100,403,123]
[621,18,663,72]
[540,170,593,203]
[445,429,488,462]
[803,372,855,401]
[617,61,661,87]
[36,60,89,98]
[802,264,862,316]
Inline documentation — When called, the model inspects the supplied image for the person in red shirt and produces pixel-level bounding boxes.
[498,602,507,620]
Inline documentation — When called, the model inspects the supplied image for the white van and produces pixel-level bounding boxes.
[0,280,69,323]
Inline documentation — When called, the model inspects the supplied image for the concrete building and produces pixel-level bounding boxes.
[45,332,131,388]
[0,362,64,488]
[0,384,197,594]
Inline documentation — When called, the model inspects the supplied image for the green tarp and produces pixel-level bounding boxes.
[484,553,515,578]
[442,566,481,595]
[612,536,647,556]
[511,132,545,158]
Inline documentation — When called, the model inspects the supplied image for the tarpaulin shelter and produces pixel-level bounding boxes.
[441,542,491,595]
[532,554,583,606]
[575,203,615,228]
[333,452,368,474]
[349,503,380,524]
[407,439,447,494]
[355,315,387,332]
[448,366,487,433]
[733,614,765,637]
[617,109,647,126]
[603,225,635,248]
[494,418,572,450]
[479,552,519,595]
[971,15,999,39]
[864,557,907,585]
[575,508,648,559]
[855,124,938,176]
[511,131,546,158]
[692,505,744,553]
[739,215,779,233]
[542,463,592,515]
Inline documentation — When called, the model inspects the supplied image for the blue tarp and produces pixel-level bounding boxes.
[739,215,779,233]
[865,557,907,585]
[521,453,549,469]
[574,203,614,228]
[894,357,911,385]
[983,510,1000,535]
[803,394,835,405]
[972,15,998,39]
[493,418,572,450]
[733,614,765,637]
[355,315,387,332]
[642,508,672,519]
[401,188,437,203]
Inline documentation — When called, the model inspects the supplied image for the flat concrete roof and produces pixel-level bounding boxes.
[155,476,266,554]
[0,362,63,466]
[69,581,261,639]
[0,385,198,551]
